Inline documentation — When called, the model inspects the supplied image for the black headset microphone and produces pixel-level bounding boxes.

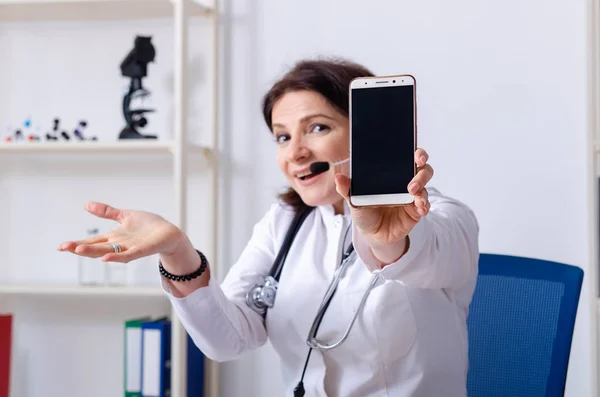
[246,157,349,397]
[289,157,350,397]
[308,158,349,176]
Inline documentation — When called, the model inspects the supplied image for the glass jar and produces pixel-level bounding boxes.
[105,261,127,286]
[77,228,106,286]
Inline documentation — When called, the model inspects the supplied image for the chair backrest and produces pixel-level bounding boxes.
[466,253,584,397]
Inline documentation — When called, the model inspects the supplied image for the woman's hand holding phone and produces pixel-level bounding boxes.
[334,148,434,265]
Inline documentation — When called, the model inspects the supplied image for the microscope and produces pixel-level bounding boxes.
[119,36,158,140]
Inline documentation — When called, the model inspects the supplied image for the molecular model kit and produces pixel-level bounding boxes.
[3,35,161,145]
[3,117,97,143]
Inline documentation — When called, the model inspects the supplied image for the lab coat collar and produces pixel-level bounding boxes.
[316,200,351,225]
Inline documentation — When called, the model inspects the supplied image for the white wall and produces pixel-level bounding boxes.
[0,0,594,396]
[219,0,593,396]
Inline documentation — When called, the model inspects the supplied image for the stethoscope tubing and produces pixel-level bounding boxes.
[306,251,381,351]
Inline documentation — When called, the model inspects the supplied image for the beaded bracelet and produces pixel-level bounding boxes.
[158,250,208,282]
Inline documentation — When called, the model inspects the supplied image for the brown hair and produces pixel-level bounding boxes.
[261,57,375,211]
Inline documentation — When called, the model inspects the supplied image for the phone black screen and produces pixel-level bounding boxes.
[350,84,415,196]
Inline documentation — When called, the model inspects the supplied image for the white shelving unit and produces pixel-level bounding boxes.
[0,1,220,396]
[0,284,165,297]
[0,141,211,156]
[0,0,212,21]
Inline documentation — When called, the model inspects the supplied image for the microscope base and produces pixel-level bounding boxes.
[118,127,157,140]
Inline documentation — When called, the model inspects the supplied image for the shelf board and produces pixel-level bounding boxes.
[0,283,165,297]
[0,0,213,22]
[0,140,211,156]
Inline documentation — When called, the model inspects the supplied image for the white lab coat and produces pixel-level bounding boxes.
[162,187,480,397]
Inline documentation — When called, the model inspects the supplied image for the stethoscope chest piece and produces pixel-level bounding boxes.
[246,276,279,315]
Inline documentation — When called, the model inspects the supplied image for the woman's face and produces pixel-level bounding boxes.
[272,90,350,212]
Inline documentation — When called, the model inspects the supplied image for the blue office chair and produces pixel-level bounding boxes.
[466,253,584,397]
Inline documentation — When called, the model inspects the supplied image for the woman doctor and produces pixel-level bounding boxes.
[58,58,479,397]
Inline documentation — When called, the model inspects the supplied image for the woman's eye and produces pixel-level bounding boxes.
[311,124,330,133]
[275,133,290,144]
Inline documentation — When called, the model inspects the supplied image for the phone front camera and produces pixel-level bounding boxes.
[393,80,396,83]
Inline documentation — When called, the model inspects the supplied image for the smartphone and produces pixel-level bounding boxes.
[349,74,417,207]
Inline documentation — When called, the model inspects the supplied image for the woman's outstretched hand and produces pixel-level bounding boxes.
[334,148,434,265]
[57,202,188,265]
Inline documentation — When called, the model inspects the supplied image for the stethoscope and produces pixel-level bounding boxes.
[296,228,380,396]
[245,210,381,396]
[305,241,380,351]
